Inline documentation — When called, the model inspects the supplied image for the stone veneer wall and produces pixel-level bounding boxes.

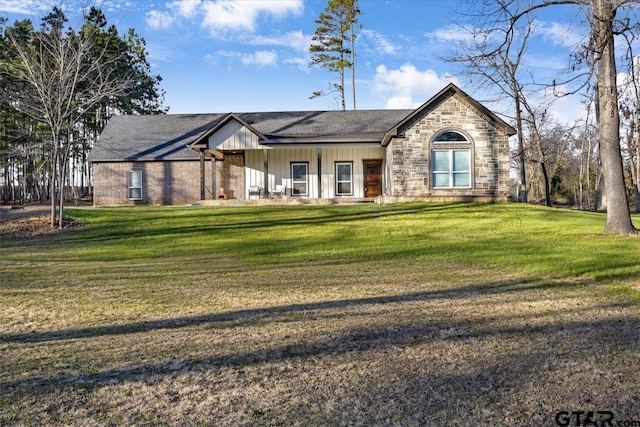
[386,93,510,201]
[93,160,214,206]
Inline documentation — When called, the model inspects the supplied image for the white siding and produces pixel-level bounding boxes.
[243,146,385,198]
[321,147,385,197]
[209,120,263,150]
[245,150,266,198]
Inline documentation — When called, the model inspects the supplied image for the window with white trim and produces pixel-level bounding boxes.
[431,130,472,189]
[335,162,353,196]
[432,150,471,188]
[128,170,143,200]
[291,162,308,196]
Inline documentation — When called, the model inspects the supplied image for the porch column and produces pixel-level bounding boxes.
[211,157,217,199]
[317,147,322,198]
[263,148,269,198]
[200,151,205,200]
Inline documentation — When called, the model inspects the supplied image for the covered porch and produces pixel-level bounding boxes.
[196,145,387,202]
[190,112,391,202]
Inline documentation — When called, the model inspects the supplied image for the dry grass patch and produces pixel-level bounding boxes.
[1,204,639,425]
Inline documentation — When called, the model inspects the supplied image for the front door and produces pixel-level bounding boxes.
[363,160,382,198]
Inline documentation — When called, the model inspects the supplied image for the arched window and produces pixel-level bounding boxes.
[433,130,468,142]
[431,130,472,189]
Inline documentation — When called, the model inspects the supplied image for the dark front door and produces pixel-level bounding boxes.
[363,160,382,198]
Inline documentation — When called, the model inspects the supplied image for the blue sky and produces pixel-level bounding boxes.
[2,0,637,123]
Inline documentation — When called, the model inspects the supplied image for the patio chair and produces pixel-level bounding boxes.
[270,184,286,199]
[248,185,261,199]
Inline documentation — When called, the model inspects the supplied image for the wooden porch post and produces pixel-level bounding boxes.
[317,147,322,198]
[211,157,216,199]
[200,151,205,200]
[263,148,269,198]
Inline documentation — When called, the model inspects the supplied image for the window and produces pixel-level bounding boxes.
[335,162,353,196]
[433,130,468,142]
[432,150,471,188]
[291,162,308,196]
[128,170,143,200]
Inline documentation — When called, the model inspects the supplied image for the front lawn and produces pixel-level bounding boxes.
[1,203,639,425]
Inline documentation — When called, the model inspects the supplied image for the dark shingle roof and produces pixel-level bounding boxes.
[90,84,516,162]
[90,110,413,161]
[240,110,413,138]
[89,114,226,161]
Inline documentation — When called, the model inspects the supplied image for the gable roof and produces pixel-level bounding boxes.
[381,83,517,146]
[89,114,226,161]
[91,109,414,162]
[191,109,413,147]
[90,83,516,162]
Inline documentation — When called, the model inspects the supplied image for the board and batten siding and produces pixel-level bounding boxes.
[244,146,385,198]
[208,120,264,150]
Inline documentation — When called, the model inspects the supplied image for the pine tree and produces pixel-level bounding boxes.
[309,0,360,110]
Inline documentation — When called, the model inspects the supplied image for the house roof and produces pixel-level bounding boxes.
[190,109,413,147]
[90,83,515,162]
[88,114,227,161]
[382,83,517,146]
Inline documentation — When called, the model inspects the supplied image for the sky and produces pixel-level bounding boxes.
[1,0,638,124]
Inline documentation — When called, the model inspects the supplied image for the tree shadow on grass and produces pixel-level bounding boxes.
[2,277,559,344]
[2,296,638,426]
[61,202,472,244]
[2,276,639,425]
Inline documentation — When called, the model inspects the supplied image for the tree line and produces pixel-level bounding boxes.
[444,0,640,234]
[0,7,166,226]
[308,1,640,233]
[2,1,639,234]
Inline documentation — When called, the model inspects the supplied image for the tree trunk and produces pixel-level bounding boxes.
[514,94,527,202]
[351,22,356,110]
[49,160,56,228]
[50,139,59,229]
[593,0,636,233]
[541,160,552,207]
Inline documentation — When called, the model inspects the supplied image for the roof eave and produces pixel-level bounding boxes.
[381,83,517,145]
[261,132,384,145]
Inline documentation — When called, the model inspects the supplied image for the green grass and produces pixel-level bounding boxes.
[1,202,639,425]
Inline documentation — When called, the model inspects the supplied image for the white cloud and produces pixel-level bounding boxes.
[248,30,311,52]
[146,10,174,30]
[534,20,585,48]
[361,29,397,55]
[386,96,416,109]
[426,24,479,44]
[201,0,303,36]
[241,50,278,66]
[0,0,39,14]
[373,63,459,108]
[169,0,202,18]
[284,57,310,72]
[537,84,589,124]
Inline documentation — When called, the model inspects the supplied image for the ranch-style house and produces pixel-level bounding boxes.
[89,83,516,206]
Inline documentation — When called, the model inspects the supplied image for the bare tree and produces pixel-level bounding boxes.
[4,20,133,228]
[619,28,640,211]
[586,0,635,233]
[445,9,553,204]
[458,0,637,234]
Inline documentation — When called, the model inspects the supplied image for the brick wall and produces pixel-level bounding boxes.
[93,160,214,206]
[215,153,245,199]
[387,93,510,201]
